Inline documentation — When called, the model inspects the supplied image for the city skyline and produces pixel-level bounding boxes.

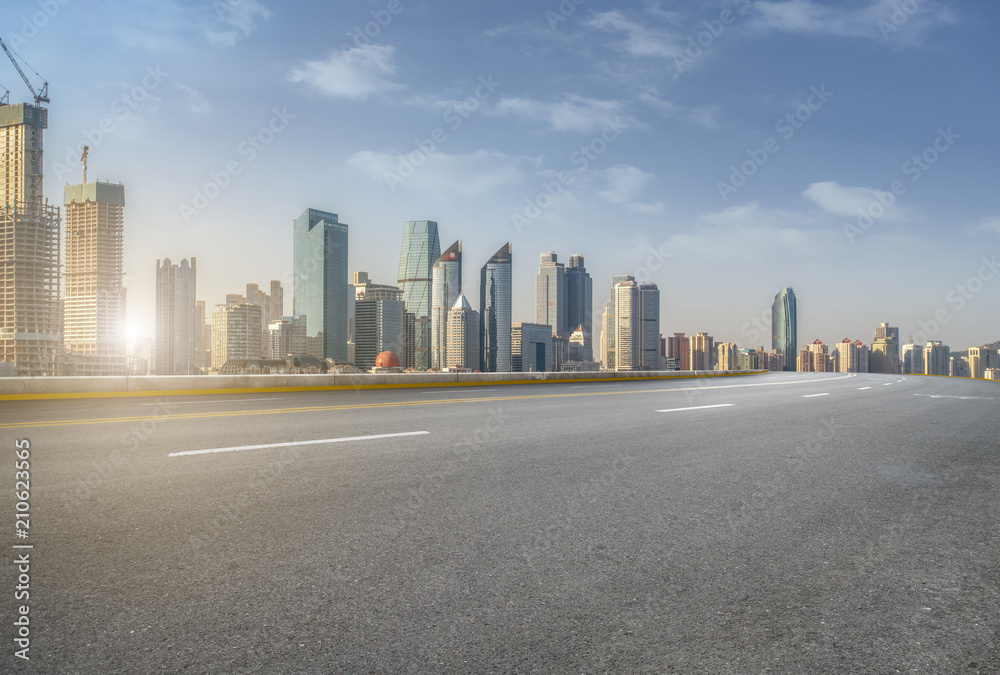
[4,0,1000,352]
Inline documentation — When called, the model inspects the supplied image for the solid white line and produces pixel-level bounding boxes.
[802,393,830,398]
[858,387,872,390]
[422,389,498,394]
[141,398,283,406]
[883,383,893,386]
[656,404,735,413]
[169,431,431,457]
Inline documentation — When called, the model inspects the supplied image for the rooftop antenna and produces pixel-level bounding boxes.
[81,146,89,183]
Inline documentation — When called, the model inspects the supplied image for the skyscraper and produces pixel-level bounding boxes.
[871,322,900,374]
[480,242,512,373]
[613,280,639,371]
[63,180,126,375]
[445,293,479,370]
[600,274,635,370]
[799,339,831,372]
[512,323,553,372]
[771,287,797,372]
[717,343,738,371]
[155,257,197,375]
[638,283,660,370]
[355,286,405,371]
[667,333,690,371]
[902,342,923,375]
[293,208,348,362]
[834,338,859,373]
[968,346,997,379]
[1,102,61,375]
[566,254,593,351]
[430,240,462,369]
[536,252,567,339]
[397,220,440,371]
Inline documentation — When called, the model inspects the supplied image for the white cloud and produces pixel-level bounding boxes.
[972,216,1000,235]
[688,105,722,129]
[802,181,908,220]
[751,0,956,45]
[174,84,212,115]
[289,45,403,100]
[202,0,271,47]
[347,149,527,199]
[629,201,665,214]
[491,94,626,133]
[584,11,682,59]
[597,165,654,205]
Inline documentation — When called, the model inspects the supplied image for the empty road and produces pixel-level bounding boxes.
[2,372,998,673]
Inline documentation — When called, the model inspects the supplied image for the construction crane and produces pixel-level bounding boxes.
[81,146,89,183]
[0,37,48,106]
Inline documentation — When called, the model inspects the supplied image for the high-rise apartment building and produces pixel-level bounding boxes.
[771,287,797,372]
[62,181,126,375]
[1,103,61,375]
[430,240,461,369]
[566,254,593,354]
[902,342,923,375]
[968,346,998,379]
[480,243,512,373]
[871,323,900,374]
[195,300,211,371]
[612,280,640,371]
[397,220,440,371]
[717,343,738,371]
[798,339,831,372]
[293,208,348,362]
[667,333,690,371]
[834,338,859,373]
[211,303,263,370]
[689,332,714,371]
[155,257,197,374]
[445,293,479,371]
[924,341,950,376]
[512,322,553,372]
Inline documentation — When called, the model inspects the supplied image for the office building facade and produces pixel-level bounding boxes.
[293,208,348,361]
[155,257,197,374]
[397,220,440,371]
[480,243,512,373]
[771,287,797,372]
[445,294,479,370]
[512,322,553,373]
[430,240,462,369]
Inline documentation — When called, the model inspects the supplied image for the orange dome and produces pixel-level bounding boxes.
[375,351,401,368]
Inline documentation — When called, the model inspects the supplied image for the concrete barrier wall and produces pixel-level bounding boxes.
[0,370,767,401]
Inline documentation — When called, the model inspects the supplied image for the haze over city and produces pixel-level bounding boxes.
[10,0,997,347]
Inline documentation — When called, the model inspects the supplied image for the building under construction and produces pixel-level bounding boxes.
[1,39,60,376]
[0,102,61,376]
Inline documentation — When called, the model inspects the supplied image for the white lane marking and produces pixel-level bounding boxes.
[657,404,735,413]
[571,384,623,388]
[169,431,431,457]
[883,383,893,386]
[141,398,284,406]
[858,387,872,390]
[422,389,498,394]
[803,393,830,398]
[915,394,995,401]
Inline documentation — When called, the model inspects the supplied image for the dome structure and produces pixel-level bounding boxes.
[375,351,401,368]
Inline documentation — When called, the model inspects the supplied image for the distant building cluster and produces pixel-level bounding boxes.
[0,94,995,380]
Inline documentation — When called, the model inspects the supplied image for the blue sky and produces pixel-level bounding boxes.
[9,0,999,349]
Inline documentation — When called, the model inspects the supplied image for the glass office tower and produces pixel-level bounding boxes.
[397,220,440,371]
[480,243,512,373]
[430,240,462,370]
[293,208,349,362]
[771,287,797,372]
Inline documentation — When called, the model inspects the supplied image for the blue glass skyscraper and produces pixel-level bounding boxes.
[292,208,348,362]
[771,287,797,372]
[480,243,512,373]
[397,220,440,371]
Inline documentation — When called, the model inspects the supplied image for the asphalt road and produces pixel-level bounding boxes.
[1,372,998,673]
